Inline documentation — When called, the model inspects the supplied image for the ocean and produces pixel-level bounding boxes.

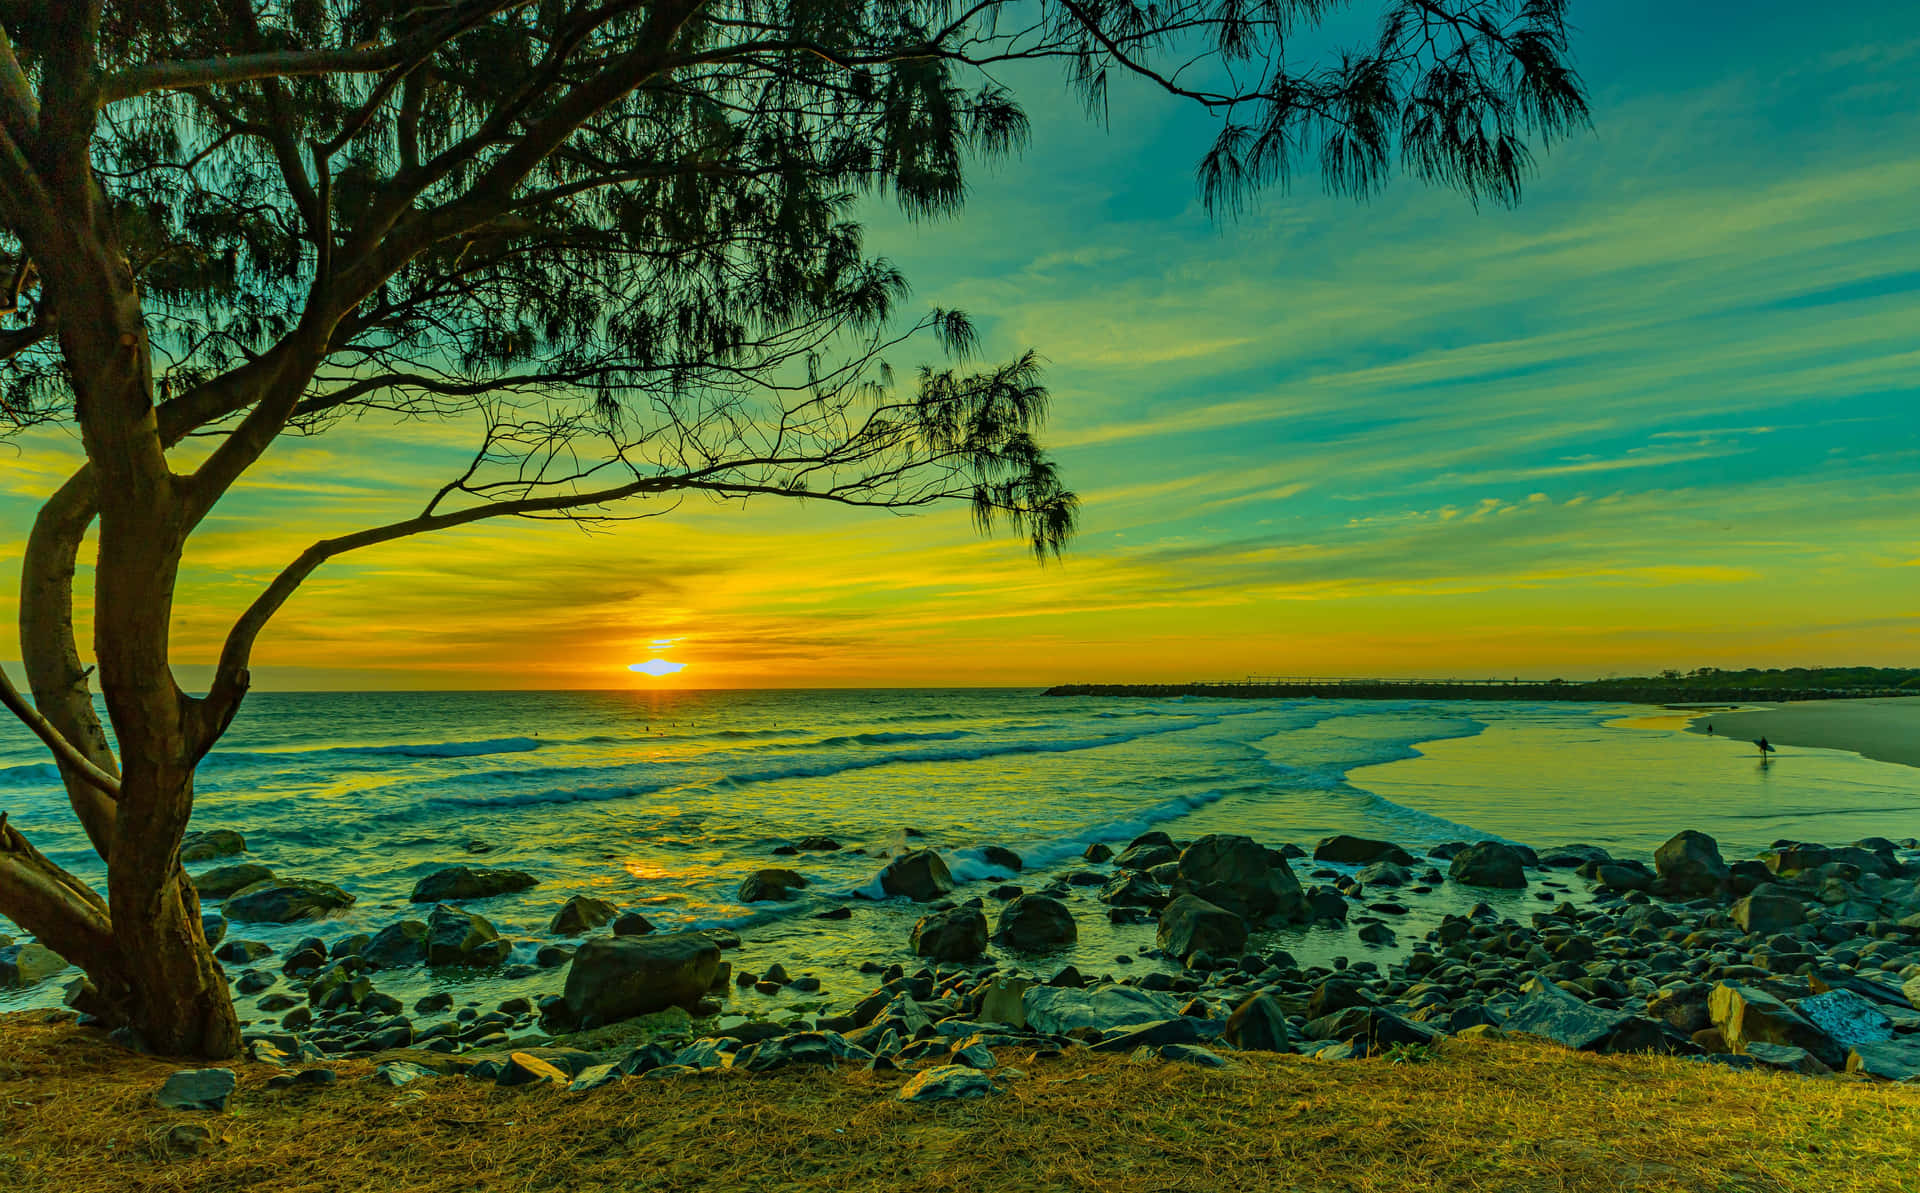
[5,690,1919,1015]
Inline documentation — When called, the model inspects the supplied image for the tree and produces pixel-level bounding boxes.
[0,1,1586,1057]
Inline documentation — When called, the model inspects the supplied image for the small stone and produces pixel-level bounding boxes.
[409,866,538,903]
[548,895,618,935]
[180,830,247,862]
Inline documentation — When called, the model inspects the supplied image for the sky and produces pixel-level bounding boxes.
[3,1,1919,690]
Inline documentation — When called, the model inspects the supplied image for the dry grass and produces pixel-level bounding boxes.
[3,1011,1916,1193]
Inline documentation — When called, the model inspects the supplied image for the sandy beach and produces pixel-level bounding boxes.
[1686,697,1920,769]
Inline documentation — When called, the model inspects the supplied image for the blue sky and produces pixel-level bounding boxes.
[3,1,1917,687]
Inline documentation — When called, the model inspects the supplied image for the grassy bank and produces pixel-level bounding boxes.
[3,1014,1917,1192]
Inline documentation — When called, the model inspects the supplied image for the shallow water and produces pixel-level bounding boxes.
[3,691,1916,1016]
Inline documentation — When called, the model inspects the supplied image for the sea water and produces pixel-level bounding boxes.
[4,691,1917,1015]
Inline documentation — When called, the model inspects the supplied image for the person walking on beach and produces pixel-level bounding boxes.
[1757,736,1774,755]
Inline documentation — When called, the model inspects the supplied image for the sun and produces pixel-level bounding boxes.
[628,658,686,677]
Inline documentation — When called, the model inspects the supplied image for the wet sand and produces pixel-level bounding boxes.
[1686,697,1920,769]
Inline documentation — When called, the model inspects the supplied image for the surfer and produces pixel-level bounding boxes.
[1705,722,1713,735]
[1757,736,1774,755]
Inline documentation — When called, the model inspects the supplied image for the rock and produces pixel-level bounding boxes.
[224,879,356,923]
[1223,993,1292,1052]
[1653,830,1729,896]
[993,895,1077,952]
[736,1032,872,1072]
[738,868,808,903]
[193,863,276,898]
[425,904,511,967]
[496,1052,569,1087]
[408,866,538,902]
[1732,892,1803,934]
[879,849,955,901]
[1114,842,1179,871]
[910,905,988,962]
[1022,984,1183,1034]
[562,932,722,1026]
[1313,835,1415,866]
[1302,1007,1437,1057]
[1447,842,1528,889]
[1354,861,1409,887]
[360,920,430,969]
[1098,871,1168,909]
[0,943,69,988]
[794,836,841,852]
[1792,990,1894,1047]
[978,977,1036,1028]
[897,1064,995,1102]
[1743,1042,1830,1075]
[1506,977,1657,1053]
[1594,862,1654,892]
[369,1061,436,1087]
[977,845,1023,872]
[215,939,271,964]
[1356,922,1397,947]
[612,912,655,936]
[1308,979,1374,1019]
[1158,1043,1232,1067]
[201,915,227,948]
[1170,834,1307,924]
[1084,843,1114,863]
[1538,844,1613,868]
[1156,894,1247,961]
[180,830,247,863]
[156,1069,237,1112]
[548,895,618,935]
[1845,1038,1920,1081]
[1709,982,1844,1067]
[1092,1017,1223,1053]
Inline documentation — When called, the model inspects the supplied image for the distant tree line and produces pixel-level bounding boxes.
[1593,668,1920,692]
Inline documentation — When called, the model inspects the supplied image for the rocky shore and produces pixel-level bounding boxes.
[10,823,1920,1103]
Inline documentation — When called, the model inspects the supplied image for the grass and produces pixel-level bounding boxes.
[3,1011,1917,1192]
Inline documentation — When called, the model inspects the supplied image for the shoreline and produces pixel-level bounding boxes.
[1684,697,1920,770]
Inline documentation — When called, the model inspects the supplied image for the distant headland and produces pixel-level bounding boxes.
[1043,667,1920,704]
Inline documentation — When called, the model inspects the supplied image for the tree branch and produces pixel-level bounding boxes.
[0,663,122,799]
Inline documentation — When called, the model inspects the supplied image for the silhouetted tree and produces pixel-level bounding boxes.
[0,1,1586,1056]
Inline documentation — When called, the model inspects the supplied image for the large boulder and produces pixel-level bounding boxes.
[1021,983,1182,1035]
[0,942,69,988]
[1447,841,1528,889]
[1169,834,1306,924]
[548,895,618,935]
[562,933,722,1026]
[224,879,356,923]
[879,849,954,901]
[192,863,275,898]
[179,830,246,863]
[1708,982,1844,1067]
[360,920,429,969]
[1223,993,1292,1052]
[1301,1007,1436,1058]
[408,866,538,902]
[909,905,988,962]
[1505,978,1680,1053]
[738,868,808,903]
[1731,890,1804,934]
[1313,835,1415,867]
[1155,894,1247,961]
[425,903,511,967]
[993,895,1077,952]
[1653,830,1728,897]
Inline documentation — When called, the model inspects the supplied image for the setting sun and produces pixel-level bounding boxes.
[628,659,687,677]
